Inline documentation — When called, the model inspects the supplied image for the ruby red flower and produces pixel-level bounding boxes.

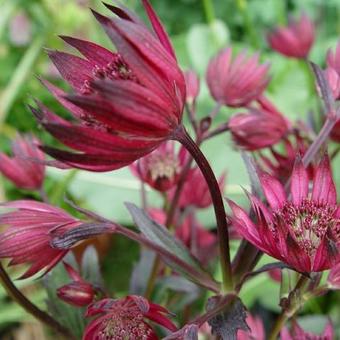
[168,168,226,209]
[281,320,334,340]
[0,135,45,190]
[206,48,270,108]
[267,14,315,59]
[237,314,265,340]
[32,0,185,171]
[229,97,289,151]
[228,156,340,273]
[57,262,95,307]
[130,141,187,192]
[0,200,82,279]
[83,295,177,340]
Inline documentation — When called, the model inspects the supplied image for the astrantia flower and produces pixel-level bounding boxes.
[0,135,45,190]
[130,141,187,192]
[206,48,270,107]
[326,41,340,101]
[281,320,334,340]
[237,314,265,340]
[0,201,82,278]
[168,168,226,209]
[83,295,177,340]
[33,0,185,171]
[228,156,340,273]
[229,97,289,151]
[57,262,95,307]
[267,14,315,59]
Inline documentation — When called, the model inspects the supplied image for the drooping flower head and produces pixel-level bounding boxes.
[267,13,315,59]
[229,97,289,151]
[229,156,340,273]
[83,295,177,340]
[0,135,45,190]
[206,48,270,108]
[130,141,187,192]
[0,201,82,278]
[57,262,95,307]
[281,320,334,340]
[32,0,185,171]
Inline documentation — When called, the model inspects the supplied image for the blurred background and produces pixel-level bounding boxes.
[0,0,340,338]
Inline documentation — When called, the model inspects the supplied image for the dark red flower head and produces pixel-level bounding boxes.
[0,201,82,279]
[267,13,315,59]
[206,48,270,108]
[229,97,289,151]
[32,0,185,172]
[0,135,45,190]
[130,141,187,192]
[168,168,226,209]
[57,262,95,307]
[229,156,340,273]
[281,320,334,340]
[83,295,177,340]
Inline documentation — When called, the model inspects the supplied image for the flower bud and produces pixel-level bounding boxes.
[57,281,95,307]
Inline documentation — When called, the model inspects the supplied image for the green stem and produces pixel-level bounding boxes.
[0,34,45,124]
[0,262,74,339]
[202,0,215,24]
[174,125,233,292]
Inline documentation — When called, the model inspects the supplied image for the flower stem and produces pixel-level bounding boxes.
[0,262,74,339]
[201,0,215,24]
[268,313,288,340]
[174,125,233,292]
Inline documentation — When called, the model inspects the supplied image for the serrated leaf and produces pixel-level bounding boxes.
[207,296,249,340]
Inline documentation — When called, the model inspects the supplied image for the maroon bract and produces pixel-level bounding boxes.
[83,295,177,340]
[229,97,289,151]
[328,262,340,289]
[0,201,82,279]
[57,262,95,307]
[281,320,334,340]
[267,14,315,59]
[237,314,265,340]
[168,168,226,209]
[228,156,340,273]
[33,0,185,171]
[130,141,187,192]
[206,48,270,108]
[0,135,45,190]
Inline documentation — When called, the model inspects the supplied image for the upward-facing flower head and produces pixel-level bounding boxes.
[33,0,185,172]
[206,48,270,108]
[0,201,82,278]
[229,156,340,273]
[267,14,315,59]
[83,295,177,340]
[0,135,45,190]
[130,141,187,192]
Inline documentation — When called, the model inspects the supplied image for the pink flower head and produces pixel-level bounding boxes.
[130,141,187,192]
[258,131,314,183]
[229,97,289,151]
[168,168,226,209]
[32,0,185,172]
[184,70,200,105]
[281,320,334,340]
[57,262,95,307]
[206,48,270,107]
[0,201,82,279]
[0,135,45,190]
[237,314,265,340]
[83,295,177,340]
[267,13,315,59]
[229,156,340,273]
[328,262,340,289]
